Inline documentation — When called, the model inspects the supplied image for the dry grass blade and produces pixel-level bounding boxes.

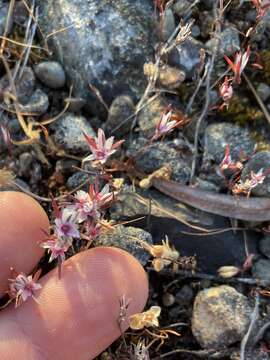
[243,72,270,126]
[0,0,15,55]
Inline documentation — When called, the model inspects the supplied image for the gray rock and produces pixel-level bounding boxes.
[110,186,151,220]
[109,185,205,225]
[264,10,270,31]
[138,95,167,135]
[13,1,29,26]
[66,172,90,190]
[95,225,152,265]
[168,37,202,79]
[241,151,270,197]
[64,97,86,112]
[196,178,220,192]
[175,285,194,305]
[191,25,201,38]
[105,95,135,137]
[0,178,31,193]
[162,292,175,307]
[52,113,96,154]
[0,67,36,105]
[30,161,43,184]
[0,2,13,36]
[173,0,194,17]
[201,0,216,9]
[18,152,34,177]
[162,8,175,41]
[19,88,49,115]
[199,11,214,39]
[55,159,80,175]
[206,27,240,56]
[256,83,270,102]
[245,9,257,23]
[36,0,157,117]
[131,139,191,183]
[192,285,251,349]
[259,236,270,259]
[252,259,270,280]
[34,61,66,89]
[144,63,186,90]
[203,123,255,165]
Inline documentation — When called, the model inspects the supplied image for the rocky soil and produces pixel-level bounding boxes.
[1,0,270,359]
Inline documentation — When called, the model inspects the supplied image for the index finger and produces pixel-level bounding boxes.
[0,191,49,296]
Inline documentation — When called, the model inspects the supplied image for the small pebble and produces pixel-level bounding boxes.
[192,285,251,349]
[65,97,86,112]
[191,25,201,38]
[95,225,153,265]
[19,88,49,115]
[131,140,191,183]
[175,285,194,305]
[162,8,176,41]
[52,113,95,154]
[13,1,29,25]
[241,151,270,197]
[0,2,13,36]
[259,235,270,259]
[252,259,270,281]
[257,83,270,102]
[55,159,80,175]
[162,292,175,307]
[34,61,66,89]
[0,67,36,105]
[173,0,194,17]
[144,63,186,90]
[105,95,135,137]
[138,95,167,135]
[18,152,33,177]
[206,27,240,56]
[66,172,90,191]
[168,37,202,79]
[203,123,255,165]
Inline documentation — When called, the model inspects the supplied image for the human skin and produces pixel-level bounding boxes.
[0,192,148,360]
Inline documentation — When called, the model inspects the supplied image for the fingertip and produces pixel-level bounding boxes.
[0,191,49,296]
[0,247,148,360]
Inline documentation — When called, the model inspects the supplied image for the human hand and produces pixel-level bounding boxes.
[0,191,148,359]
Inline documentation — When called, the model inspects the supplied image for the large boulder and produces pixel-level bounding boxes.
[36,0,157,117]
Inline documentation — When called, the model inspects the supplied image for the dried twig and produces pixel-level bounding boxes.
[252,320,270,349]
[243,73,270,127]
[0,0,15,55]
[185,63,208,115]
[189,0,223,183]
[153,348,232,359]
[240,293,260,360]
[154,267,270,287]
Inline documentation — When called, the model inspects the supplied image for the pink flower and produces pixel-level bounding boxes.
[83,128,124,165]
[41,235,73,278]
[89,183,114,209]
[232,168,266,197]
[250,168,266,188]
[219,77,233,108]
[70,184,114,222]
[54,208,80,239]
[220,144,243,174]
[42,236,72,263]
[70,190,95,223]
[9,272,42,307]
[85,220,101,240]
[251,0,270,20]
[152,107,177,140]
[224,47,250,84]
